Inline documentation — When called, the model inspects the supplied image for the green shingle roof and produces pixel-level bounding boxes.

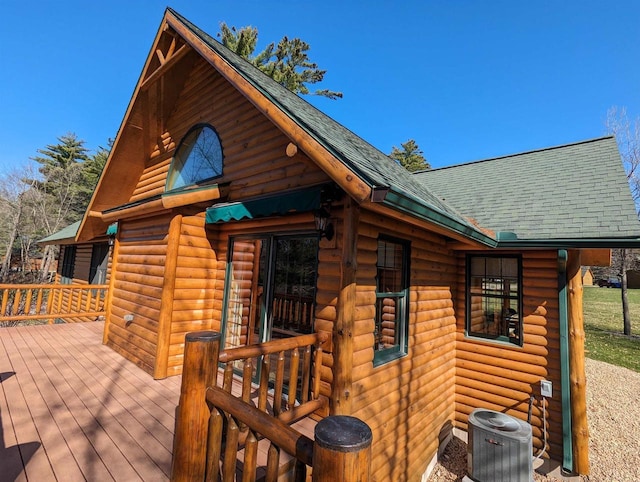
[38,221,81,245]
[169,9,640,248]
[415,137,640,244]
[168,9,495,246]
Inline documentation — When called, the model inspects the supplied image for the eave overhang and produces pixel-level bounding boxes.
[378,187,498,248]
[495,238,640,249]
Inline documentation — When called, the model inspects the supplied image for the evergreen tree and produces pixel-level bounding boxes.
[218,23,342,100]
[389,139,430,172]
[77,140,111,210]
[30,132,89,221]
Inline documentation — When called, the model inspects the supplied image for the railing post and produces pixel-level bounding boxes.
[312,415,372,482]
[171,331,221,482]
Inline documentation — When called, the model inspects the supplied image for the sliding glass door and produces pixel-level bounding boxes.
[222,234,319,350]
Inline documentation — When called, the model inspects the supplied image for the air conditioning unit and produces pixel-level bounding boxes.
[467,408,533,482]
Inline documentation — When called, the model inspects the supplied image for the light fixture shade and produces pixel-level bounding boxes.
[314,207,334,240]
[314,207,330,231]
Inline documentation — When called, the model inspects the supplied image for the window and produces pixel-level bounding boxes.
[60,245,77,284]
[89,243,109,285]
[166,124,223,191]
[466,255,522,345]
[374,237,409,366]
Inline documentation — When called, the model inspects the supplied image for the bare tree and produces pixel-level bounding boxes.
[606,107,640,336]
[0,166,47,281]
[0,174,25,280]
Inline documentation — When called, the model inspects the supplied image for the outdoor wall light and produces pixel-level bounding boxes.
[314,207,334,241]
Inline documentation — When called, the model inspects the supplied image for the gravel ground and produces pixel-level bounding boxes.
[427,358,640,481]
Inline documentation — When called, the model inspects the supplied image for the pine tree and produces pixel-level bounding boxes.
[76,140,111,211]
[218,23,342,100]
[30,133,89,221]
[389,139,430,172]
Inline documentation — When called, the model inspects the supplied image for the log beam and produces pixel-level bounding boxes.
[331,198,359,414]
[567,249,589,475]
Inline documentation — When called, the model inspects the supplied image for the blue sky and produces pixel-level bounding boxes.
[2,0,639,173]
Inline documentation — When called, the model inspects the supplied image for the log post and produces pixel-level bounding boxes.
[312,415,372,482]
[566,250,589,474]
[155,214,182,379]
[331,198,359,415]
[171,331,220,482]
[103,233,119,344]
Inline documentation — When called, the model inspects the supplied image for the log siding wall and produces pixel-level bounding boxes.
[92,31,570,477]
[129,56,325,204]
[454,250,562,461]
[106,215,171,373]
[104,53,331,377]
[165,213,221,377]
[329,209,459,482]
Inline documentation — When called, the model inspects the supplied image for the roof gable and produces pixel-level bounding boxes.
[415,137,640,245]
[78,8,494,246]
[39,221,81,245]
[164,9,490,243]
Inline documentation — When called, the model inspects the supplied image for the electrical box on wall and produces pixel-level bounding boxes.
[540,380,552,398]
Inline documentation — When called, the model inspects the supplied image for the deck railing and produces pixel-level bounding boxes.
[172,331,372,482]
[0,283,108,324]
[219,332,328,422]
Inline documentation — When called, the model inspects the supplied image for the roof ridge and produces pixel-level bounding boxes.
[420,135,616,173]
[165,8,385,184]
[164,8,496,246]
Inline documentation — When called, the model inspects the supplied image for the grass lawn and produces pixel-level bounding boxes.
[583,286,640,372]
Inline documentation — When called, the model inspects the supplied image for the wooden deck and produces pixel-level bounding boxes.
[0,322,181,482]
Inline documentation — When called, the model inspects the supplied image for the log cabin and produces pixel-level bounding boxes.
[52,7,640,480]
[581,267,594,286]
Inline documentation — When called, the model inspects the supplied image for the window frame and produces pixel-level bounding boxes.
[60,245,77,284]
[373,235,410,366]
[465,254,523,346]
[88,243,110,285]
[220,232,320,350]
[166,123,223,192]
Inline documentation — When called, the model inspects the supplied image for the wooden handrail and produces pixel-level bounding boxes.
[0,283,110,290]
[206,386,314,466]
[0,284,108,324]
[219,332,328,421]
[219,332,328,362]
[172,330,372,482]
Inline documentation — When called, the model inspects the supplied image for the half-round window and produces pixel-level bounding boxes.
[166,124,223,190]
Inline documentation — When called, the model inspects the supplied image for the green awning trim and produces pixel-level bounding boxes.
[206,187,322,224]
[106,222,118,236]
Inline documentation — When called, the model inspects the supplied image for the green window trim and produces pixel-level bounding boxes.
[373,236,410,366]
[465,254,523,346]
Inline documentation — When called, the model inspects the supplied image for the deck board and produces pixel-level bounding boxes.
[0,322,180,482]
[0,321,319,481]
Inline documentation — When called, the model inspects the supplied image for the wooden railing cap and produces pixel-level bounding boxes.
[185,331,221,343]
[314,416,372,452]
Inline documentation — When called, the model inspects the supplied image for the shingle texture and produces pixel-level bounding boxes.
[167,9,481,234]
[169,9,640,244]
[39,220,81,244]
[415,137,640,240]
